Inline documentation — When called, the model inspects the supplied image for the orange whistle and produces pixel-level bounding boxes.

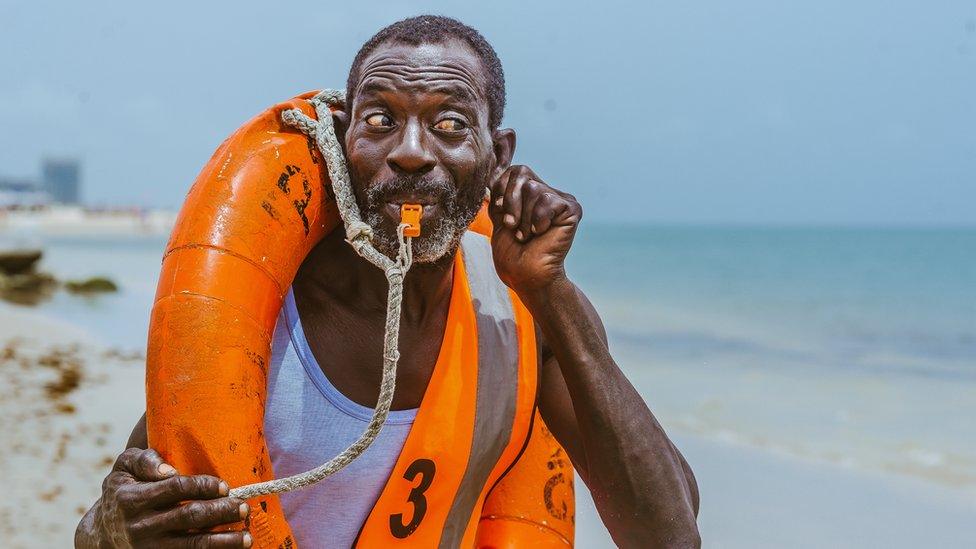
[401,204,422,237]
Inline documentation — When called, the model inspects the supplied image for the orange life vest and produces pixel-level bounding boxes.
[145,92,575,548]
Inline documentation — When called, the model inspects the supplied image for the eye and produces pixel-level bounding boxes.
[434,118,467,132]
[365,113,394,127]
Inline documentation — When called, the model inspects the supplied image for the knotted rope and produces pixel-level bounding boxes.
[230,89,413,499]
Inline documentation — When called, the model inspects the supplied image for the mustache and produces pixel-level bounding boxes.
[364,176,455,206]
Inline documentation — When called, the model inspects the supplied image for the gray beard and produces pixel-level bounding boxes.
[357,176,486,264]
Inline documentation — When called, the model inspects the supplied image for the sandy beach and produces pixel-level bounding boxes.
[0,303,145,547]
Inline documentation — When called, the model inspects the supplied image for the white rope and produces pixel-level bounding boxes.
[230,90,412,499]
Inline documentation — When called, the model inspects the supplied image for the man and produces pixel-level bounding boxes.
[76,15,699,548]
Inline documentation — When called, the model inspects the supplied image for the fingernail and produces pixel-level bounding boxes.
[219,481,229,496]
[243,531,253,548]
[503,214,515,227]
[515,230,524,241]
[494,196,503,207]
[239,502,249,520]
[531,224,538,234]
[157,463,176,477]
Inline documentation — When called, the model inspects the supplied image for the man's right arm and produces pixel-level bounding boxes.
[75,415,253,549]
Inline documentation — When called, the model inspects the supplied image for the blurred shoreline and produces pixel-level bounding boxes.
[0,206,176,237]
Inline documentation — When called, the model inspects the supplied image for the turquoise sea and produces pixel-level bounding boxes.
[10,225,976,544]
[572,225,975,370]
[569,226,976,489]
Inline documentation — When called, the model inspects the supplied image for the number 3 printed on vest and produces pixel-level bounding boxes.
[389,458,436,538]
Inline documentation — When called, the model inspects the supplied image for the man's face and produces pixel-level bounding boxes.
[343,39,496,263]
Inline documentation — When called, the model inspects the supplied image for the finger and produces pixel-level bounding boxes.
[517,181,544,241]
[530,193,558,235]
[490,163,522,206]
[115,448,177,481]
[488,168,513,227]
[537,195,577,232]
[557,196,582,225]
[157,531,253,549]
[489,166,510,204]
[150,497,248,533]
[502,173,527,229]
[141,474,229,509]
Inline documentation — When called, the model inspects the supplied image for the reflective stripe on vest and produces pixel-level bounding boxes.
[439,232,520,547]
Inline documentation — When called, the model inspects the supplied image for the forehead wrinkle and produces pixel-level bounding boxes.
[362,67,473,84]
[360,64,479,92]
[361,50,481,82]
[362,55,475,78]
[358,52,485,102]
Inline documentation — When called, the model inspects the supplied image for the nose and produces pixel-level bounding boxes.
[386,118,436,175]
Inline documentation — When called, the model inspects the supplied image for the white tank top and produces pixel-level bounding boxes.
[264,287,417,548]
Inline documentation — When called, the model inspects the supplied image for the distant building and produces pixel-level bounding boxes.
[42,158,80,204]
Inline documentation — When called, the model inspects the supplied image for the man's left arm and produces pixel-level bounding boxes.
[488,166,700,549]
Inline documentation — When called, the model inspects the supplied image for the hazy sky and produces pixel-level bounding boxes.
[1,0,973,224]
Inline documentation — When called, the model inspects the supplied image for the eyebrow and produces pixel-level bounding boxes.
[427,82,477,104]
[358,79,397,97]
[357,78,478,104]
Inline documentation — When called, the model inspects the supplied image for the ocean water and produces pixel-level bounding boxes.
[10,225,976,493]
[569,225,976,489]
[570,225,975,370]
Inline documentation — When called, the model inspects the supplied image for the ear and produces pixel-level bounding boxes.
[491,128,516,181]
[332,109,350,152]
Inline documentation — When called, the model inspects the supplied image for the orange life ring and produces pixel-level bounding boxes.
[145,92,574,547]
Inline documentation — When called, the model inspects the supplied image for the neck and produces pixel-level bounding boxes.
[294,228,455,322]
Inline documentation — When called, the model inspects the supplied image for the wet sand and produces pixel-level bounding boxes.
[575,434,976,548]
[0,304,144,548]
